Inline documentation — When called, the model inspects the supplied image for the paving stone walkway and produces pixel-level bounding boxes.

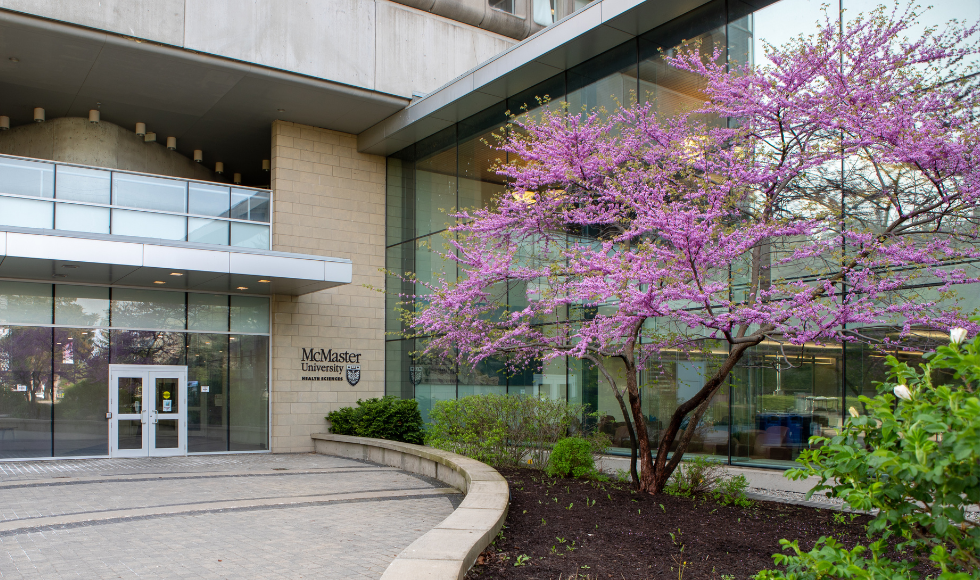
[0,454,461,579]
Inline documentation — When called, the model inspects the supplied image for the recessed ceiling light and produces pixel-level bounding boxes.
[154,281,165,284]
[61,264,78,269]
[53,274,68,278]
[170,272,183,276]
[276,108,285,112]
[9,57,18,63]
[236,286,248,290]
[258,279,270,283]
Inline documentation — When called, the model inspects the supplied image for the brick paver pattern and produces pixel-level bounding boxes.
[0,454,460,579]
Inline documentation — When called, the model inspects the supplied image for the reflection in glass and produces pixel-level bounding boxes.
[415,127,457,240]
[230,296,270,333]
[117,377,143,414]
[0,197,53,229]
[0,282,53,325]
[55,203,110,234]
[55,166,110,204]
[155,419,178,448]
[118,420,143,449]
[189,183,230,217]
[112,173,186,213]
[230,188,270,223]
[229,222,270,249]
[187,334,228,452]
[229,334,269,451]
[111,209,186,241]
[0,326,54,458]
[55,285,110,327]
[156,378,178,414]
[188,218,230,245]
[188,294,229,332]
[54,327,109,456]
[109,331,185,366]
[111,288,186,331]
[0,157,54,198]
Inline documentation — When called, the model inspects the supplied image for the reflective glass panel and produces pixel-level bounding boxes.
[0,157,54,198]
[229,334,269,451]
[188,293,229,332]
[0,282,53,325]
[109,330,185,365]
[187,333,228,452]
[229,188,270,223]
[55,166,110,204]
[230,296,269,333]
[118,420,143,450]
[0,197,53,229]
[54,327,109,457]
[415,127,456,239]
[111,288,186,331]
[188,183,230,217]
[112,173,186,213]
[55,285,109,327]
[156,377,178,414]
[55,203,110,234]
[155,419,178,448]
[111,209,186,241]
[188,217,229,245]
[0,326,54,458]
[230,222,270,249]
[117,377,143,414]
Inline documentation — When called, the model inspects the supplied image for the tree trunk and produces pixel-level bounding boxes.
[592,357,640,489]
[622,360,658,493]
[648,341,758,494]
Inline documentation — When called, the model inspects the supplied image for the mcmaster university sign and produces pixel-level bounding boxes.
[300,348,362,386]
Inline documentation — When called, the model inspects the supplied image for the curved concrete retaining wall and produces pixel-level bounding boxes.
[311,433,509,579]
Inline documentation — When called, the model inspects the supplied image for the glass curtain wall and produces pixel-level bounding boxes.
[385,0,980,467]
[0,282,270,458]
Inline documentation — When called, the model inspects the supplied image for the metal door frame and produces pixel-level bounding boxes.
[108,365,188,458]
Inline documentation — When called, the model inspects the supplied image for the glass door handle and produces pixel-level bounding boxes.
[141,410,147,424]
[152,411,159,424]
[105,412,112,420]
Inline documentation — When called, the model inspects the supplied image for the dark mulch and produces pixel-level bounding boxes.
[465,468,879,580]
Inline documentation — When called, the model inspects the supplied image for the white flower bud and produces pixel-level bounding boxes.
[893,384,912,401]
[950,327,968,345]
[848,406,860,418]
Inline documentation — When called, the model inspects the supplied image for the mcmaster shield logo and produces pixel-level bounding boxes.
[346,365,361,386]
[409,366,423,386]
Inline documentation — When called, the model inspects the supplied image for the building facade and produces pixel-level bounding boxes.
[0,0,975,466]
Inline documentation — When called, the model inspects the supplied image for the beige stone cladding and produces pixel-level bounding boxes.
[270,120,385,453]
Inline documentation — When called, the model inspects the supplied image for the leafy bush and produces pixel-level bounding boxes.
[426,394,587,467]
[756,332,980,579]
[665,455,723,496]
[326,397,425,445]
[665,456,752,507]
[547,437,599,479]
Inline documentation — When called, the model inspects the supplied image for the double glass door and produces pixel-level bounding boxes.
[109,365,187,457]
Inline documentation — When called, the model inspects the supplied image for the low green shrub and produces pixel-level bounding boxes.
[665,455,752,507]
[547,437,599,479]
[425,393,587,468]
[326,397,424,444]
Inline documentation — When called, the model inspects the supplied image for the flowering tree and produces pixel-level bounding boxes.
[405,6,980,493]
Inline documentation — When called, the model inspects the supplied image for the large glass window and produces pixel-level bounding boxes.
[111,289,186,331]
[53,327,109,457]
[229,334,269,451]
[0,326,54,459]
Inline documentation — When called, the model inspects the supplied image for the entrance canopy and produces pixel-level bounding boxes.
[0,226,351,296]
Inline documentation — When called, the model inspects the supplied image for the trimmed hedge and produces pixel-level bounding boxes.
[326,397,425,445]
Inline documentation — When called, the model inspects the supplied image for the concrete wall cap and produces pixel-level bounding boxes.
[311,433,508,579]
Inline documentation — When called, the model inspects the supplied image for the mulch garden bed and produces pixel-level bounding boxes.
[465,468,885,580]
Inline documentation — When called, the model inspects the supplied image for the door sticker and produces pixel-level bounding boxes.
[163,399,172,412]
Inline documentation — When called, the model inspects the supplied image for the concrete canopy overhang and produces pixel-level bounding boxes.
[358,0,718,156]
[0,9,410,186]
[0,227,351,296]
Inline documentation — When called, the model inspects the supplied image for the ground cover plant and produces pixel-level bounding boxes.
[402,3,980,494]
[325,396,425,444]
[465,468,909,580]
